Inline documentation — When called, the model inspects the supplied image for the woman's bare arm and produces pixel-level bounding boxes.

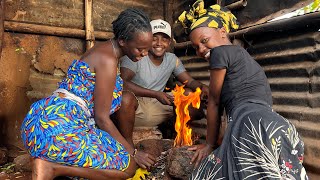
[206,68,226,148]
[93,55,135,155]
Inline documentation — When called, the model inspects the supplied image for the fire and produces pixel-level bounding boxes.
[172,84,201,147]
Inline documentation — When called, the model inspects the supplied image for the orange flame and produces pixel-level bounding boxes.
[172,84,201,147]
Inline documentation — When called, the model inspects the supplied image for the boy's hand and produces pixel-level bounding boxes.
[156,92,173,105]
[200,85,209,101]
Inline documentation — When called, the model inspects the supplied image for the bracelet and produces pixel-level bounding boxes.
[131,149,137,158]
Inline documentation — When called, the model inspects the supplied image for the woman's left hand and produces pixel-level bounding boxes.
[188,144,214,168]
[133,151,156,170]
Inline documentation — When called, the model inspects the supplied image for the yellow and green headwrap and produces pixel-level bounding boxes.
[178,0,239,33]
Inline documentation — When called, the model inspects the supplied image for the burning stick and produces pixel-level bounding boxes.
[172,84,201,147]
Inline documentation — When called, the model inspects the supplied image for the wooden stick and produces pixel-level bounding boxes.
[85,0,94,50]
[225,0,247,10]
[174,41,192,49]
[4,21,113,40]
[0,0,4,60]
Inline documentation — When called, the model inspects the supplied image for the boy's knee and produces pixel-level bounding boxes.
[189,107,205,120]
[122,91,138,108]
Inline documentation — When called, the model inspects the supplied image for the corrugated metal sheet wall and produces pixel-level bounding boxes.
[248,31,320,176]
[175,16,320,177]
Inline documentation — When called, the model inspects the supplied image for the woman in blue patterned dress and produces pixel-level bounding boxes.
[178,1,307,179]
[21,8,156,180]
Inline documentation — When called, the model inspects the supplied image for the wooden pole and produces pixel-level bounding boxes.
[85,0,94,50]
[0,0,4,60]
[4,21,113,40]
[174,41,192,49]
[225,0,247,10]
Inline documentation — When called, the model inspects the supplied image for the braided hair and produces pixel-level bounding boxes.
[112,8,152,41]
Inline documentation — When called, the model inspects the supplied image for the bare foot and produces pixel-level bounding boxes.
[32,157,135,180]
[32,158,55,180]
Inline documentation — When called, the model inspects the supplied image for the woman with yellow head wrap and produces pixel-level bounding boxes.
[178,1,308,179]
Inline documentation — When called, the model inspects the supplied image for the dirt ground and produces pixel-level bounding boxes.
[0,172,74,180]
[0,170,319,180]
[0,172,31,180]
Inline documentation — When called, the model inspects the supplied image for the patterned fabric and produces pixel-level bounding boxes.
[178,0,239,32]
[190,101,308,180]
[21,60,130,170]
[58,60,123,115]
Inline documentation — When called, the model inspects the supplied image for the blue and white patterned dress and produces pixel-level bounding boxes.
[21,60,130,170]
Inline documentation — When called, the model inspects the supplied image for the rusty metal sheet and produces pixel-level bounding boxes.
[230,0,314,27]
[172,0,315,42]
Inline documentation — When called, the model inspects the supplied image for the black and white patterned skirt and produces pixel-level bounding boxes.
[191,101,308,180]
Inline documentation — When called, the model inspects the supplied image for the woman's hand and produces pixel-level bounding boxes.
[133,151,156,170]
[188,144,214,168]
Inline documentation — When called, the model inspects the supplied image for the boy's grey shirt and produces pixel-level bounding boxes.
[120,52,186,92]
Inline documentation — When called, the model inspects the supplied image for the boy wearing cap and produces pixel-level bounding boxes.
[116,19,209,145]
